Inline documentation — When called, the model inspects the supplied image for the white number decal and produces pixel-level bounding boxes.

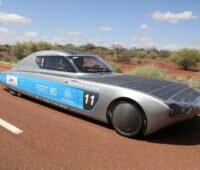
[85,94,95,106]
[85,94,89,105]
[90,95,95,106]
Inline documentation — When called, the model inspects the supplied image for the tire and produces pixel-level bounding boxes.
[7,88,17,96]
[110,101,144,138]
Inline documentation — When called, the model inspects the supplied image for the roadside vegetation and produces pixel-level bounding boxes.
[0,42,173,63]
[1,42,200,71]
[170,48,200,70]
[111,63,122,73]
[130,65,169,80]
[129,64,200,89]
[0,41,199,89]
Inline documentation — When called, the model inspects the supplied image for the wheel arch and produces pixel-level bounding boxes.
[106,97,148,135]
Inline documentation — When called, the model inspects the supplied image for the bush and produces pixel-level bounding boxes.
[130,65,169,80]
[11,42,53,60]
[111,63,122,73]
[146,51,159,59]
[111,45,131,64]
[159,50,171,58]
[170,48,200,70]
[135,51,147,59]
[114,54,131,64]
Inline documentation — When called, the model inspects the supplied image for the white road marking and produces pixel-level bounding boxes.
[0,118,23,135]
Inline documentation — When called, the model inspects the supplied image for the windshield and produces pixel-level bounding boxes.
[70,56,112,73]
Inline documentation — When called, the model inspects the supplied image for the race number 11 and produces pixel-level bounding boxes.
[83,91,99,110]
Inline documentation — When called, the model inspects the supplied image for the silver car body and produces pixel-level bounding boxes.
[0,50,200,135]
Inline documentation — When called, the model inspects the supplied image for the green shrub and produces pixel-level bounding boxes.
[159,50,171,58]
[111,63,122,73]
[112,48,131,64]
[135,51,147,59]
[170,48,200,70]
[11,41,53,60]
[147,52,159,59]
[130,65,169,80]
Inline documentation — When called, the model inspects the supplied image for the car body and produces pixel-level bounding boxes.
[0,50,200,137]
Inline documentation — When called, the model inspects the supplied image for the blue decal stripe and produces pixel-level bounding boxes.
[1,74,85,110]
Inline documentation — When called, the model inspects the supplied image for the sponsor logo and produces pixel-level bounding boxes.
[49,87,57,96]
[64,89,72,99]
[7,75,18,86]
[36,84,49,93]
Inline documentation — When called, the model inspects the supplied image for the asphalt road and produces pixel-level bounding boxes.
[0,84,200,170]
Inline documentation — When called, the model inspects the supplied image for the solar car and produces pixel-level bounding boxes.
[0,50,199,138]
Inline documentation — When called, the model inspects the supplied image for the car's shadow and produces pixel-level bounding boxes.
[141,117,200,145]
[9,89,200,146]
[17,92,112,129]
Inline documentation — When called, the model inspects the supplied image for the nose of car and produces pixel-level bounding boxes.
[169,103,193,117]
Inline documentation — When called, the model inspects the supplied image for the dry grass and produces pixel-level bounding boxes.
[129,64,200,90]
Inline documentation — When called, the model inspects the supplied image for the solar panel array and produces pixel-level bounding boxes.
[86,75,200,103]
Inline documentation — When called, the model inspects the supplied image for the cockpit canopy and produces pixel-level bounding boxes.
[12,50,113,73]
[70,56,112,73]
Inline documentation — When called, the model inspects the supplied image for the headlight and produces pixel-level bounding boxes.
[168,103,193,117]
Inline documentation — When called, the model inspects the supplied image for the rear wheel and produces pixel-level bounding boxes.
[109,101,144,138]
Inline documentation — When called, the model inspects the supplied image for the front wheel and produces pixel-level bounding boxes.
[109,101,144,138]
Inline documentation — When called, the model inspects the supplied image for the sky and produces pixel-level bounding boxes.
[0,0,200,50]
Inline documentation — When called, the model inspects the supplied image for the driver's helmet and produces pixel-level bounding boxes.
[73,57,84,70]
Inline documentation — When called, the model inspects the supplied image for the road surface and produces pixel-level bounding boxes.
[0,84,200,170]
